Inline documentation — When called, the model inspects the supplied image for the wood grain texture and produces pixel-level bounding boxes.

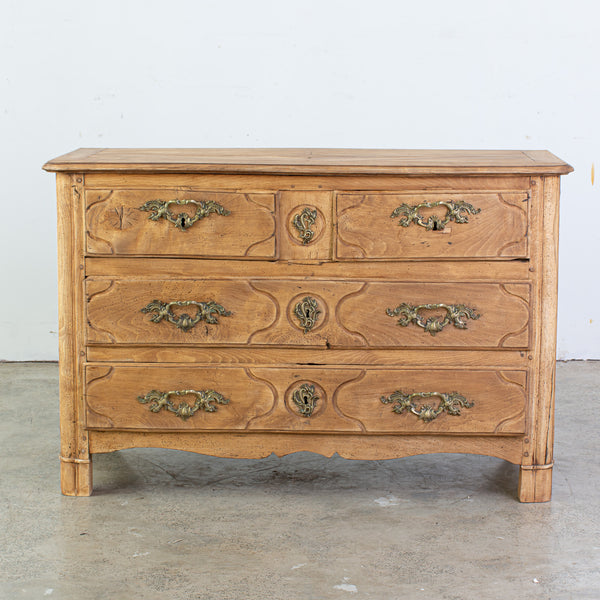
[337,192,529,259]
[83,173,533,192]
[86,347,530,367]
[338,282,530,348]
[85,257,532,281]
[85,278,530,348]
[85,365,526,435]
[86,189,276,257]
[43,148,573,175]
[88,431,524,465]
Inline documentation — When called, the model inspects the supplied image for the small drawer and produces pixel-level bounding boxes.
[86,278,530,349]
[85,189,276,257]
[85,365,527,435]
[336,191,529,259]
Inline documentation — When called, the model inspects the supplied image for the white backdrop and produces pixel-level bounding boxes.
[0,0,598,360]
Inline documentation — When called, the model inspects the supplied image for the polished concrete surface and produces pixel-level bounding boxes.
[0,362,598,599]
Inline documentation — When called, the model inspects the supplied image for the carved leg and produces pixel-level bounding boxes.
[518,464,553,503]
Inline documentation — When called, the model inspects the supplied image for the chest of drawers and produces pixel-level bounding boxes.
[44,148,572,501]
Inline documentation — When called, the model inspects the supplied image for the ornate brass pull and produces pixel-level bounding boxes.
[139,199,230,231]
[292,207,317,244]
[381,391,474,422]
[292,383,319,417]
[138,389,229,420]
[294,296,321,333]
[386,303,480,336]
[390,200,480,231]
[141,299,232,332]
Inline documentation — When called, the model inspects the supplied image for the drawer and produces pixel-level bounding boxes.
[336,191,529,259]
[86,279,530,349]
[85,365,527,434]
[85,189,276,257]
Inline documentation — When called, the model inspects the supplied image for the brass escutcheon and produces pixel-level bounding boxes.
[390,199,480,231]
[292,383,319,417]
[139,199,230,231]
[141,299,232,332]
[138,389,229,420]
[292,207,318,244]
[386,303,480,336]
[294,296,321,333]
[381,390,474,422]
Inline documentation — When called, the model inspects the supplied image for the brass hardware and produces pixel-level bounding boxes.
[390,200,480,231]
[292,207,317,244]
[138,389,229,420]
[292,383,319,417]
[386,303,480,336]
[141,299,232,332]
[294,296,321,333]
[139,199,230,231]
[381,391,474,422]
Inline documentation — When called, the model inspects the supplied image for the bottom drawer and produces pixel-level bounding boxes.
[86,365,527,435]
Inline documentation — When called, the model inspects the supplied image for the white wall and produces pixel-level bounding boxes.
[1,0,598,360]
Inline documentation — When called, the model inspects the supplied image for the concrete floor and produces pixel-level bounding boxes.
[0,363,598,599]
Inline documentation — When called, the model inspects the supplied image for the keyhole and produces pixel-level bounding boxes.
[432,221,440,231]
[180,216,186,228]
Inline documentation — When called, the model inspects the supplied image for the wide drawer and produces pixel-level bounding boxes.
[85,189,276,257]
[336,191,529,259]
[85,365,527,434]
[86,279,530,348]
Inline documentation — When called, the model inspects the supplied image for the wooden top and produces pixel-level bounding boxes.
[43,148,573,175]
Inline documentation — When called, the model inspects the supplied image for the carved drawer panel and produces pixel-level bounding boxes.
[86,278,530,348]
[85,365,526,434]
[336,281,530,349]
[85,189,276,257]
[336,192,529,259]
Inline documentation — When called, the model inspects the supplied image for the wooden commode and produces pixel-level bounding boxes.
[43,149,572,501]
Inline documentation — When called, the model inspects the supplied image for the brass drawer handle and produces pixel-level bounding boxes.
[294,296,321,333]
[139,199,230,231]
[381,391,474,422]
[292,383,319,417]
[292,207,317,244]
[141,299,232,332]
[390,200,480,231]
[386,303,480,336]
[138,389,229,420]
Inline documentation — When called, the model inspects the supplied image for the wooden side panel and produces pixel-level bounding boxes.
[85,189,276,257]
[85,365,526,435]
[518,176,560,502]
[57,173,92,496]
[337,192,529,259]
